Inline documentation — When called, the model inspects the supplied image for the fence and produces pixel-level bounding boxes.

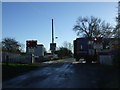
[2,52,32,64]
[99,55,113,65]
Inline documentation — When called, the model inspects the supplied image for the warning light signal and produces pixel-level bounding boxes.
[26,40,37,48]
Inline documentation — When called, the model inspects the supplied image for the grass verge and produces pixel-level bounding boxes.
[105,77,120,88]
[2,63,40,81]
[100,64,120,88]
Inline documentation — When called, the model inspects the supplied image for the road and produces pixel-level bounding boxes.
[2,58,119,88]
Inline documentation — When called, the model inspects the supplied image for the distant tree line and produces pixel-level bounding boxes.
[54,41,73,58]
[54,47,72,58]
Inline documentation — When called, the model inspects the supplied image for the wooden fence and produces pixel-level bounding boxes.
[2,52,32,64]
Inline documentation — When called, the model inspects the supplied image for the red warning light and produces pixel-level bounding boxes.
[26,40,37,48]
[27,42,30,45]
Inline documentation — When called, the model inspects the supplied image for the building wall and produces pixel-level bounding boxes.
[34,45,44,57]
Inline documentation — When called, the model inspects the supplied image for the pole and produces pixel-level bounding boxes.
[52,19,54,43]
[51,19,54,55]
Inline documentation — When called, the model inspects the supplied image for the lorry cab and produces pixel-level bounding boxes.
[74,38,98,63]
[74,38,89,61]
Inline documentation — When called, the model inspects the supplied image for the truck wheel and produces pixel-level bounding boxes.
[86,57,92,63]
[86,60,92,63]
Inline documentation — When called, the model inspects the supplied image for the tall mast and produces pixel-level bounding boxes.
[52,19,54,43]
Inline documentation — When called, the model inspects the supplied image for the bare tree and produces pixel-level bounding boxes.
[73,16,113,38]
[114,15,120,38]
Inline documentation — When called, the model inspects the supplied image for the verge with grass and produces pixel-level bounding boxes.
[2,63,41,81]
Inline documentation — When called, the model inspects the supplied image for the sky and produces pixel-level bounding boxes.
[2,2,118,52]
[2,0,119,2]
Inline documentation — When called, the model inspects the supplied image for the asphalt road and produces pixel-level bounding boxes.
[2,58,119,88]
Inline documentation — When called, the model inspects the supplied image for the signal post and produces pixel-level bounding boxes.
[26,40,37,63]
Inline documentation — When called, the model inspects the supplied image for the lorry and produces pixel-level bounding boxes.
[73,38,100,63]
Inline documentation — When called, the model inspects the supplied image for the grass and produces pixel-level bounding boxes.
[99,64,120,88]
[105,77,120,88]
[2,63,41,81]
